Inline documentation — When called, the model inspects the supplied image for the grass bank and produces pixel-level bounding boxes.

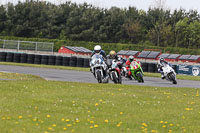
[0,73,199,132]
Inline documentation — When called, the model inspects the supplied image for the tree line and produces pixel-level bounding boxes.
[0,1,200,49]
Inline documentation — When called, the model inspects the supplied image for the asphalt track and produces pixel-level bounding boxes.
[0,65,199,88]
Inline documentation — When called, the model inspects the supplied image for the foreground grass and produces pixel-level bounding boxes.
[0,62,200,81]
[0,73,199,133]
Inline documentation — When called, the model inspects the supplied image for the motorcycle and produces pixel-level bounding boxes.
[108,59,123,84]
[130,61,144,83]
[162,64,177,84]
[90,54,109,83]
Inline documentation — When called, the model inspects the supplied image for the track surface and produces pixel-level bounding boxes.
[0,65,199,88]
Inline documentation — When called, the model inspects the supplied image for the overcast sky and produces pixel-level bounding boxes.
[0,0,200,12]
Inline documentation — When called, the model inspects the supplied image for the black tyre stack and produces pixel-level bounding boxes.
[141,62,148,72]
[148,63,156,73]
[41,55,48,65]
[55,56,63,66]
[6,52,14,62]
[69,56,77,67]
[63,56,70,66]
[20,53,28,63]
[13,53,21,63]
[34,55,42,64]
[76,57,84,67]
[0,52,7,62]
[83,58,90,68]
[27,54,35,64]
[48,55,56,65]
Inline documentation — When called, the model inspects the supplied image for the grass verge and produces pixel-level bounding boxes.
[0,73,199,133]
[0,62,199,81]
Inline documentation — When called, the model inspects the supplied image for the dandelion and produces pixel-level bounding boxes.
[160,121,164,124]
[7,117,11,120]
[90,121,94,124]
[183,94,187,96]
[169,124,173,127]
[47,115,51,118]
[112,93,114,96]
[44,131,49,133]
[94,125,98,128]
[142,123,147,127]
[71,129,75,132]
[66,124,72,127]
[151,130,157,133]
[2,117,6,120]
[63,127,67,131]
[99,99,103,102]
[162,125,166,128]
[120,112,123,115]
[104,120,108,123]
[185,108,193,111]
[95,103,99,106]
[65,119,70,122]
[165,121,168,124]
[169,130,172,133]
[18,116,23,119]
[61,118,65,121]
[52,124,56,127]
[88,110,91,113]
[90,126,94,129]
[48,127,53,130]
[117,124,121,127]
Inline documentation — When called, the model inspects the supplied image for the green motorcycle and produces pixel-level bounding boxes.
[130,61,144,83]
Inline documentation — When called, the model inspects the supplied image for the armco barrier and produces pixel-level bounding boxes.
[0,51,181,74]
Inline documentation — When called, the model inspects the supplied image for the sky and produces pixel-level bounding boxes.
[0,0,200,12]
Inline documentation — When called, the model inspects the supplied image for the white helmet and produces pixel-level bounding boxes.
[94,45,101,53]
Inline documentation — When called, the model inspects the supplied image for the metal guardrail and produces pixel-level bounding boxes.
[0,39,54,53]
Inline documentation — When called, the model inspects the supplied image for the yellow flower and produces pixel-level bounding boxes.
[151,129,157,133]
[185,108,193,111]
[169,130,172,133]
[142,123,147,127]
[18,116,23,119]
[71,129,75,132]
[162,125,166,128]
[183,94,187,96]
[117,124,121,127]
[165,121,168,124]
[63,127,67,131]
[65,119,70,122]
[169,124,173,127]
[90,121,94,124]
[47,115,51,118]
[48,127,53,130]
[7,117,11,120]
[112,93,114,96]
[2,117,6,120]
[90,126,94,129]
[160,121,164,124]
[120,112,123,115]
[104,119,109,123]
[95,103,99,106]
[61,118,65,121]
[88,110,91,113]
[52,124,56,127]
[44,131,49,133]
[66,124,72,127]
[99,99,103,102]
[76,119,80,123]
[94,125,98,128]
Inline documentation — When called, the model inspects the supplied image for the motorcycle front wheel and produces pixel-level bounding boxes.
[97,71,103,83]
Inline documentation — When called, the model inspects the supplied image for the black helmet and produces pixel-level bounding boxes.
[129,56,134,62]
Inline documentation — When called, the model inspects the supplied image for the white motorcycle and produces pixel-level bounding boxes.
[90,54,109,83]
[162,64,177,84]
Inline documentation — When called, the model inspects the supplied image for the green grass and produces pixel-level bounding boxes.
[0,73,200,133]
[0,62,199,81]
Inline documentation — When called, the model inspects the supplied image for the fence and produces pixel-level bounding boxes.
[0,39,54,53]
